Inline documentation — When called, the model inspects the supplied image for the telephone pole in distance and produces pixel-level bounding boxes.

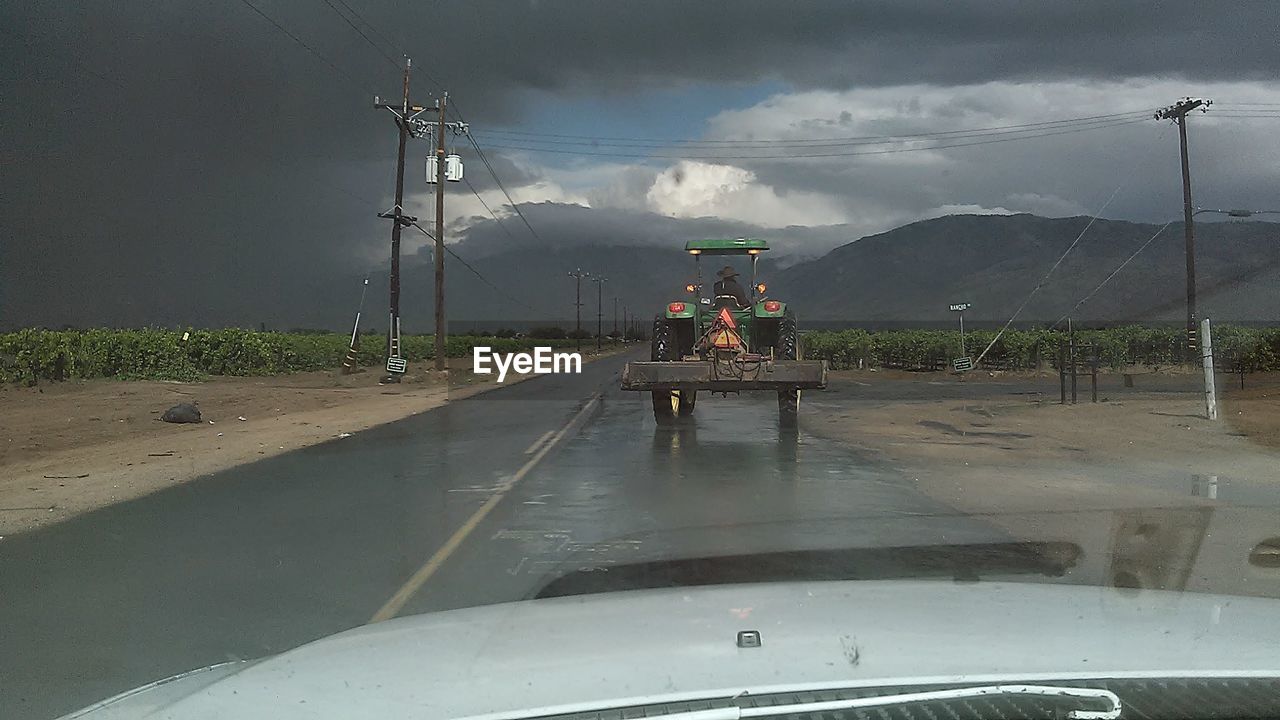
[568,269,589,353]
[590,275,607,352]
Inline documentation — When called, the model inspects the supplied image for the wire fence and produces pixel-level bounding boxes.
[804,326,1280,373]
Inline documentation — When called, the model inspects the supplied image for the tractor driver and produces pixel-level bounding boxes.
[713,265,750,308]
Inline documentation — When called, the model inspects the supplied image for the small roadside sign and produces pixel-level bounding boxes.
[386,356,407,374]
[949,303,972,312]
[952,356,974,372]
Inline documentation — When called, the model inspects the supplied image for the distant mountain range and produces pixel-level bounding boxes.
[350,214,1280,331]
[776,214,1280,324]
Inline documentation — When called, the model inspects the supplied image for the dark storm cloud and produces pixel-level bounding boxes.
[2,0,1277,328]
[394,0,1280,96]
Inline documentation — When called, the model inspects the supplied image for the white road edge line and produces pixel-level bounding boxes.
[369,394,602,623]
[523,430,555,456]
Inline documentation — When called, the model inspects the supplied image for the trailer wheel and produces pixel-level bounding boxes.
[651,318,678,424]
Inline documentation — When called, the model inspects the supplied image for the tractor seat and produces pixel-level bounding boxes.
[714,295,746,310]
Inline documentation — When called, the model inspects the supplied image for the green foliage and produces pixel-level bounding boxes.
[0,329,584,384]
[527,326,568,339]
[804,326,1280,372]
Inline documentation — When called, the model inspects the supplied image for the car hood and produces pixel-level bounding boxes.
[66,580,1280,720]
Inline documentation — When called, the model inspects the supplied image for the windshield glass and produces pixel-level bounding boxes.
[4,2,1280,719]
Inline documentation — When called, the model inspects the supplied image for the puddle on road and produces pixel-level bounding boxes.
[917,420,1033,439]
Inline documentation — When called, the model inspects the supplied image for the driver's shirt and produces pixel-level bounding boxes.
[713,278,750,307]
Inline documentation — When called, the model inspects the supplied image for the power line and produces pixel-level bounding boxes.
[318,0,402,70]
[1052,220,1177,328]
[234,0,373,94]
[480,117,1150,160]
[462,176,523,245]
[325,0,450,95]
[471,115,1151,152]
[476,109,1156,148]
[332,0,404,55]
[407,222,542,314]
[306,174,544,317]
[318,0,450,94]
[465,133,548,244]
[971,125,1169,367]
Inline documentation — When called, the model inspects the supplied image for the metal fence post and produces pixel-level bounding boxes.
[1059,343,1067,405]
[1091,347,1099,403]
[1069,336,1078,405]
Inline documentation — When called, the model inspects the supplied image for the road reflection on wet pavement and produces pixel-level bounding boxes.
[3,348,1279,720]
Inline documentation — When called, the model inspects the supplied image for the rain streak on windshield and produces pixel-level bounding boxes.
[3,2,1280,719]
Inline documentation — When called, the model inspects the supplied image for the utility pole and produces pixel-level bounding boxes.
[591,276,607,352]
[378,73,467,375]
[374,58,432,381]
[613,297,618,337]
[569,269,588,353]
[432,94,448,371]
[1155,97,1212,361]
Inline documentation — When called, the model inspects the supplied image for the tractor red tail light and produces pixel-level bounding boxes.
[668,302,686,314]
[763,300,782,313]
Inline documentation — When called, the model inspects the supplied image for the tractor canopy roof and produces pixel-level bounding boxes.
[684,238,770,255]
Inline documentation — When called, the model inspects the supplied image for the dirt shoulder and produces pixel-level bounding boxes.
[0,345,627,535]
[806,370,1280,516]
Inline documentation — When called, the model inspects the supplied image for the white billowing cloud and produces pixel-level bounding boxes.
[704,78,1280,225]
[1003,192,1089,217]
[644,160,850,228]
[920,204,1016,220]
[450,78,1280,261]
[397,172,591,256]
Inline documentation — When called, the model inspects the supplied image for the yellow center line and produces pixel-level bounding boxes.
[368,394,602,623]
[523,430,555,456]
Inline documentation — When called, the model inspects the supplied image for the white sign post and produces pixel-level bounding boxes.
[949,302,972,371]
[1201,317,1217,420]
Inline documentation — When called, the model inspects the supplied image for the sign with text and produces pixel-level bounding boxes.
[952,356,974,372]
[386,356,407,374]
[949,303,972,312]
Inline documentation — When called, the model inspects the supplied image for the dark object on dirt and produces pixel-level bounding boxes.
[161,403,202,424]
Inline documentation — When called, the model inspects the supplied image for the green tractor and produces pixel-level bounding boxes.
[620,238,827,427]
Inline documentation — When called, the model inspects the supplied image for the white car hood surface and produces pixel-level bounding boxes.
[67,580,1280,720]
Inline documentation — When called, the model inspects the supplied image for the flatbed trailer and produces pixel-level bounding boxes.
[620,359,827,391]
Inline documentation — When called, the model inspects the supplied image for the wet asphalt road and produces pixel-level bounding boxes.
[0,351,1112,718]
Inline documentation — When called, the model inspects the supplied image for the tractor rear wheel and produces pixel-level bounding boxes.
[677,390,696,415]
[776,310,800,428]
[778,389,799,428]
[651,318,678,424]
[775,309,798,361]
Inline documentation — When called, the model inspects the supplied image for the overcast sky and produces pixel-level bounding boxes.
[3,1,1279,327]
